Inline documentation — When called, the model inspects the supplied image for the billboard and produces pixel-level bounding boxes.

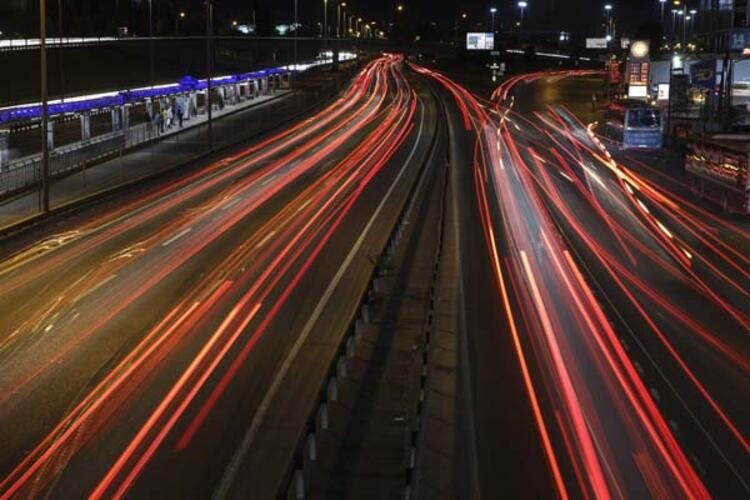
[690,59,718,90]
[586,38,608,49]
[467,32,495,50]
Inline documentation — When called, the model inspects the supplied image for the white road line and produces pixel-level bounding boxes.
[295,197,313,214]
[254,230,277,250]
[213,98,427,500]
[261,174,278,186]
[72,273,118,303]
[221,198,241,211]
[161,227,193,247]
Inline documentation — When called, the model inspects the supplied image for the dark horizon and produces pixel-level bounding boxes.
[0,0,681,38]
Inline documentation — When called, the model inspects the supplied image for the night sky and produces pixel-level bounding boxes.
[0,0,670,37]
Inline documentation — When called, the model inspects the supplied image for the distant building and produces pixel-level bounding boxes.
[697,0,750,52]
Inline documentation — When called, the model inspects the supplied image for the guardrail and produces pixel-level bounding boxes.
[0,123,156,197]
[0,132,129,197]
[275,81,446,500]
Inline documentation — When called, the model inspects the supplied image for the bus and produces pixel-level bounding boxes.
[604,100,663,149]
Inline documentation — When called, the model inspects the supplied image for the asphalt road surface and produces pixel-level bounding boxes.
[1,58,748,500]
[414,65,749,498]
[0,54,441,499]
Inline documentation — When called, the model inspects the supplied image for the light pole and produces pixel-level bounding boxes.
[604,3,613,40]
[518,1,528,31]
[689,9,697,38]
[337,2,346,38]
[490,7,497,33]
[324,0,328,45]
[206,0,214,150]
[57,0,66,104]
[671,8,679,41]
[40,0,50,212]
[659,0,666,24]
[175,11,186,35]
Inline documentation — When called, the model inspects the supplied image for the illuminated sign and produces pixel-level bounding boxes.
[629,40,650,61]
[466,32,495,50]
[657,84,670,101]
[628,62,650,86]
[586,38,608,49]
[628,85,648,98]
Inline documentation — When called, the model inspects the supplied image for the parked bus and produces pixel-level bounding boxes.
[686,135,750,214]
[604,100,663,149]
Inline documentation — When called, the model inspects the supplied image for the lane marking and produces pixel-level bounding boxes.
[213,96,427,500]
[261,174,278,186]
[72,274,118,303]
[221,198,241,211]
[161,227,193,247]
[254,231,277,250]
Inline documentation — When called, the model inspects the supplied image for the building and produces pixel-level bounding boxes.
[698,0,750,51]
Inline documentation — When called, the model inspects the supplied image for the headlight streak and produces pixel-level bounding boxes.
[0,55,422,498]
[417,64,724,498]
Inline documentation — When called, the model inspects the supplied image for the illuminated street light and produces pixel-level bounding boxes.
[490,7,498,33]
[175,11,187,35]
[517,1,528,31]
[604,3,613,41]
[337,2,347,38]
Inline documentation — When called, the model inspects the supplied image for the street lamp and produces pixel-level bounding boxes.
[40,0,50,212]
[175,11,186,35]
[324,0,328,42]
[604,4,613,41]
[659,0,667,24]
[490,7,498,33]
[518,1,528,31]
[337,2,347,38]
[689,8,697,36]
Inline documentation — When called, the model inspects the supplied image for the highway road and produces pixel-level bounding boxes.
[1,55,748,500]
[414,65,749,498]
[0,54,442,498]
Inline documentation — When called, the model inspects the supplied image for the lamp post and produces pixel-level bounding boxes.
[324,0,328,44]
[490,7,497,33]
[689,9,697,37]
[175,11,186,35]
[659,0,666,24]
[57,0,66,105]
[604,3,613,41]
[518,1,528,31]
[40,0,50,212]
[337,2,346,38]
[205,0,214,150]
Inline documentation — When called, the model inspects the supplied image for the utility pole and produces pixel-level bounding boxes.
[206,0,214,150]
[40,0,50,212]
[293,0,298,88]
[57,0,66,102]
[148,0,155,95]
[324,0,328,49]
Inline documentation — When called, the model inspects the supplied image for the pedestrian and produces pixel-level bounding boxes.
[162,108,169,130]
[177,102,184,128]
[153,112,162,135]
[167,107,174,129]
